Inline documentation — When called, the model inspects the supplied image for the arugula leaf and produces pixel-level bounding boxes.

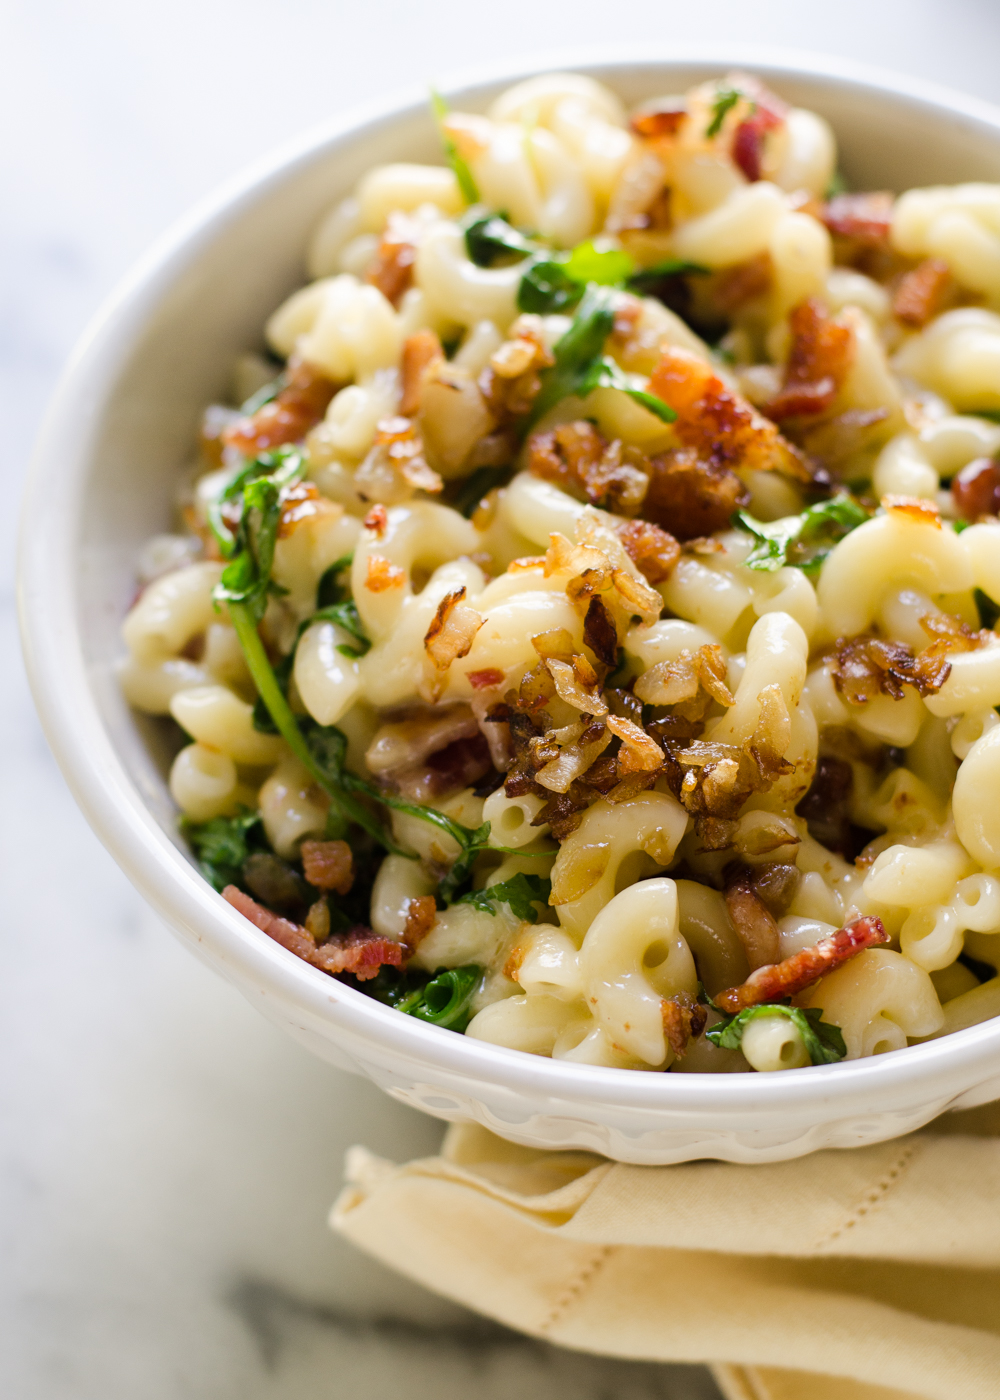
[396,965,482,1030]
[517,257,585,314]
[626,258,710,293]
[734,492,870,574]
[975,587,1000,631]
[239,374,284,416]
[430,89,480,205]
[452,465,512,517]
[316,554,354,607]
[463,213,536,267]
[311,600,371,657]
[706,1003,847,1065]
[562,240,635,287]
[457,873,552,922]
[528,284,676,426]
[181,810,262,892]
[705,85,743,139]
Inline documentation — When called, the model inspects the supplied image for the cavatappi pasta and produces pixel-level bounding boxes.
[122,70,1000,1073]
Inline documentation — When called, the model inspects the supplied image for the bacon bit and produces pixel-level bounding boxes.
[397,733,493,802]
[400,330,445,416]
[467,667,505,690]
[649,345,814,485]
[583,596,620,670]
[366,705,480,774]
[714,915,889,1013]
[893,258,952,328]
[402,895,437,950]
[364,503,388,536]
[631,100,687,138]
[709,253,772,315]
[731,81,787,182]
[614,518,680,584]
[765,299,855,421]
[527,421,650,516]
[642,449,748,541]
[223,886,403,982]
[662,992,708,1058]
[952,458,1000,521]
[883,494,941,527]
[223,359,338,456]
[371,416,443,495]
[822,192,894,246]
[365,211,418,306]
[479,316,554,423]
[301,839,354,895]
[365,554,405,592]
[725,868,780,970]
[606,713,663,772]
[424,586,484,672]
[277,480,336,537]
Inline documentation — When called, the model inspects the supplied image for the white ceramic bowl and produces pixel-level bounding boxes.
[20,48,1000,1164]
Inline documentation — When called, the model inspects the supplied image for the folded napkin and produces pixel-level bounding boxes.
[331,1102,1000,1400]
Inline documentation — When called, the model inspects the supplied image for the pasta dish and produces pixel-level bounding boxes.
[120,71,1000,1074]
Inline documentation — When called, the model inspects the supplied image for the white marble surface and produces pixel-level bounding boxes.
[6,3,1000,1395]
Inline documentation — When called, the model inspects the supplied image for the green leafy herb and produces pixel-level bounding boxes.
[706,1004,847,1065]
[734,492,870,574]
[626,258,710,293]
[430,89,480,205]
[562,239,635,287]
[239,374,284,416]
[452,465,512,517]
[971,408,1000,423]
[517,257,585,314]
[396,965,482,1030]
[457,873,552,922]
[528,284,676,427]
[975,587,1000,631]
[463,212,536,267]
[182,810,262,892]
[208,444,304,570]
[310,600,371,658]
[316,554,354,607]
[705,85,743,139]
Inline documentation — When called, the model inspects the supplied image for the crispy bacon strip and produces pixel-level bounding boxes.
[662,992,709,1058]
[765,299,854,421]
[223,886,403,981]
[893,258,951,328]
[822,192,894,246]
[730,79,787,182]
[714,915,889,1013]
[223,359,338,456]
[301,839,354,895]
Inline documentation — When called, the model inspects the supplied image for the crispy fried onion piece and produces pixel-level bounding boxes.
[583,596,620,669]
[613,518,680,584]
[527,420,651,516]
[634,644,733,709]
[402,894,438,952]
[714,915,889,1013]
[831,613,988,704]
[725,865,781,970]
[363,415,443,495]
[366,704,492,803]
[400,330,445,416]
[277,480,339,537]
[365,210,419,305]
[641,448,750,540]
[893,258,952,329]
[765,298,855,421]
[545,654,608,716]
[530,718,612,795]
[223,358,338,455]
[648,345,815,483]
[424,586,485,671]
[662,992,709,1058]
[822,192,894,246]
[884,494,941,527]
[605,713,663,772]
[479,314,555,423]
[365,554,406,592]
[223,886,403,981]
[300,839,354,895]
[543,521,663,626]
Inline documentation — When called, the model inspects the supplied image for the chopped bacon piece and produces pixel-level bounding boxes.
[301,839,354,894]
[365,554,406,592]
[648,346,815,483]
[424,586,484,671]
[765,299,854,421]
[393,732,494,802]
[731,84,787,183]
[583,596,620,670]
[365,211,418,306]
[277,480,337,537]
[893,258,952,328]
[527,421,650,516]
[400,330,445,416]
[641,448,749,540]
[725,867,780,970]
[467,667,505,690]
[222,886,403,982]
[714,915,889,1013]
[402,895,437,950]
[631,101,687,138]
[822,191,894,246]
[364,503,388,536]
[952,457,1000,521]
[662,992,708,1058]
[614,518,680,584]
[223,359,338,456]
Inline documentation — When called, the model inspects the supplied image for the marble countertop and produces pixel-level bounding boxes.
[5,3,1000,1395]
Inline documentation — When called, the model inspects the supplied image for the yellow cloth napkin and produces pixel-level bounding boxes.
[331,1102,1000,1400]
